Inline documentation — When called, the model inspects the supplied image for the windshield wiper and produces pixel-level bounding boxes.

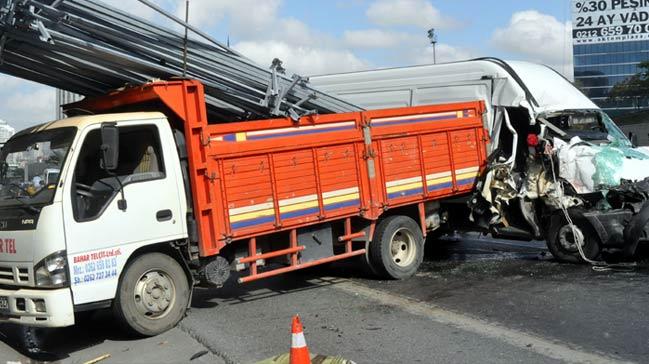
[3,183,42,213]
[1,195,41,213]
[7,183,30,196]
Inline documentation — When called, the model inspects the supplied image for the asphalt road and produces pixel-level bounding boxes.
[1,235,648,363]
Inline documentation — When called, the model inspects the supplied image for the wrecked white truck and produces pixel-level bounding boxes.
[311,58,649,263]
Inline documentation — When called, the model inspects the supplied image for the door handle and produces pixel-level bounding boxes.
[156,209,173,222]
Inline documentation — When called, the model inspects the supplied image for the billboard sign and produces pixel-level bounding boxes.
[572,0,649,44]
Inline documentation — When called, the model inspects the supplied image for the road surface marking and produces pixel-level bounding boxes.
[334,280,633,364]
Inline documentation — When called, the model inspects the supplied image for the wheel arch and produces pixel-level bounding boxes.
[118,241,195,298]
[377,204,426,239]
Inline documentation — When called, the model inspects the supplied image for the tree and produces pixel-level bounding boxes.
[609,61,649,99]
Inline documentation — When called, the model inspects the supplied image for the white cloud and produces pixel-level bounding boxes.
[174,0,281,36]
[101,0,161,20]
[276,18,326,47]
[0,75,55,131]
[366,0,459,30]
[233,41,370,75]
[411,43,475,65]
[343,29,414,49]
[0,75,24,89]
[491,10,573,79]
[171,0,369,74]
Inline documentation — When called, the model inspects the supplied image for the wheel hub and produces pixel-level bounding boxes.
[558,224,585,252]
[134,270,175,319]
[390,228,416,267]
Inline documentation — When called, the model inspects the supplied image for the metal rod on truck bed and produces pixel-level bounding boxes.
[0,0,362,120]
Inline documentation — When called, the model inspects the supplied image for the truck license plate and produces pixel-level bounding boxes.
[0,297,8,312]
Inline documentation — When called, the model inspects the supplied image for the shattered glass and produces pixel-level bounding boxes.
[556,135,649,193]
[601,112,632,148]
[592,146,625,188]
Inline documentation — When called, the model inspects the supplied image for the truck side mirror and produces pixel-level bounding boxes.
[631,133,639,147]
[100,123,119,171]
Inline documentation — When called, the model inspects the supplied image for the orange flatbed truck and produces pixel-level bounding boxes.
[0,79,487,335]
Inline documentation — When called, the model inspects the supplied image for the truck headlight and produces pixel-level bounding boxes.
[34,250,69,288]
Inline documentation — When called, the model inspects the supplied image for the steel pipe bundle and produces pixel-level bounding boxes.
[0,0,361,120]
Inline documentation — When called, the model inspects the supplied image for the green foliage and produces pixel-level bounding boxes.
[608,61,649,99]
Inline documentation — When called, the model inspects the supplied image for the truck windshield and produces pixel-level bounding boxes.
[544,110,632,146]
[0,127,76,208]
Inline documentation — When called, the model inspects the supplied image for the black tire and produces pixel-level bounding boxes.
[546,211,601,263]
[368,215,424,279]
[113,253,190,336]
[356,246,380,278]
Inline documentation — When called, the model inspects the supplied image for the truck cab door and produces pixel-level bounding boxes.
[62,120,187,305]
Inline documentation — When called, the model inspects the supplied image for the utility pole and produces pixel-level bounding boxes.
[427,28,437,64]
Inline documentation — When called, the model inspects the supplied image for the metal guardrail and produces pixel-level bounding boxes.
[0,0,362,121]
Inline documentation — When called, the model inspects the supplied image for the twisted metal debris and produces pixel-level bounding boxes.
[0,0,362,120]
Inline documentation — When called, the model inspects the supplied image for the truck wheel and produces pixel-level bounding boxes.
[546,212,601,263]
[113,253,190,336]
[357,248,380,278]
[369,215,424,279]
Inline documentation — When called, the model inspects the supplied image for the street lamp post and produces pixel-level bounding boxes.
[427,28,438,64]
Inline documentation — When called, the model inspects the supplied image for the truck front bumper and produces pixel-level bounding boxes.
[0,287,74,327]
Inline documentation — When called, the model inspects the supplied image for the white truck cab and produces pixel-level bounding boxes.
[0,112,189,331]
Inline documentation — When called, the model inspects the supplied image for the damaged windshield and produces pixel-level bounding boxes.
[0,127,76,209]
[543,110,631,147]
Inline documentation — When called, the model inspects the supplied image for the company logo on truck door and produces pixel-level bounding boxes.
[71,248,123,285]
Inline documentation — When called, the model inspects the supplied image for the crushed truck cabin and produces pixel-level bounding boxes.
[311,58,649,263]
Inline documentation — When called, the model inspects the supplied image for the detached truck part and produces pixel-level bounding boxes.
[0,80,487,335]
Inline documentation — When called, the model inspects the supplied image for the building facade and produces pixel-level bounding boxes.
[55,89,83,120]
[572,0,649,144]
[574,40,649,116]
[572,0,649,118]
[0,119,15,145]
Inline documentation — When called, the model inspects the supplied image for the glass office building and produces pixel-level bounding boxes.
[573,40,649,117]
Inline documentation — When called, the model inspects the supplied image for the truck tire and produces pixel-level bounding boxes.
[113,253,190,336]
[357,248,380,278]
[546,212,601,264]
[368,215,424,279]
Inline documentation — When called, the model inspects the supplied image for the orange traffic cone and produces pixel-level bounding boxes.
[290,315,311,364]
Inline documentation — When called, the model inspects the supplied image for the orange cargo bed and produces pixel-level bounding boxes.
[195,93,488,257]
[73,80,488,282]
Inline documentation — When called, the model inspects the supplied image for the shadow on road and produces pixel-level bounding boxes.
[191,272,348,308]
[0,310,134,362]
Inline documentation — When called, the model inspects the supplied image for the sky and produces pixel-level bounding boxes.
[0,0,575,130]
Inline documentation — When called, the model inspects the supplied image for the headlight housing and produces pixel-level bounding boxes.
[34,250,68,288]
